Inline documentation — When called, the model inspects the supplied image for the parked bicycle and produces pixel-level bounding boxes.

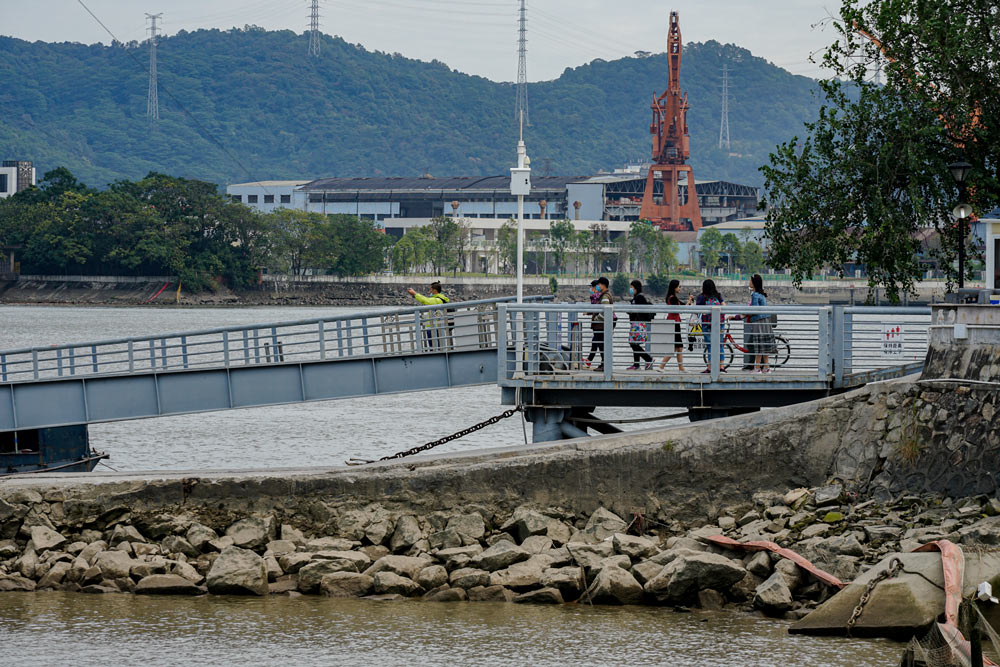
[698,318,791,371]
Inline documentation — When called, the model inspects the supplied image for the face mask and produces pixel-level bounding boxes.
[628,287,635,295]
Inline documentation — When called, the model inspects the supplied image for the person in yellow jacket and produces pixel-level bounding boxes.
[407,281,450,348]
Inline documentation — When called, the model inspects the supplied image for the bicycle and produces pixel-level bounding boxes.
[700,318,791,371]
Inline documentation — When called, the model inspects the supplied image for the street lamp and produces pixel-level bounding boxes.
[948,160,973,289]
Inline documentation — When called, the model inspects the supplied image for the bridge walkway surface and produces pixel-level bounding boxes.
[0,296,551,433]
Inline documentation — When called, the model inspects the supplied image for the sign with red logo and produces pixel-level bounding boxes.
[881,324,905,357]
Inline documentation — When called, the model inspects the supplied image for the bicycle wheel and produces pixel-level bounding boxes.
[773,336,791,368]
[703,343,734,371]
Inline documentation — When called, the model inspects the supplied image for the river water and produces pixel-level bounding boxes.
[0,592,904,666]
[1,305,906,664]
[0,305,686,471]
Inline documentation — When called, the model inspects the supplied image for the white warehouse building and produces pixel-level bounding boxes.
[0,160,36,199]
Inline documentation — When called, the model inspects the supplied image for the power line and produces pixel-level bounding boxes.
[146,13,162,121]
[308,0,321,57]
[75,0,272,194]
[516,0,528,127]
[719,63,730,150]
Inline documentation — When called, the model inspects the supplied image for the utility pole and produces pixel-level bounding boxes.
[308,0,321,57]
[146,13,162,121]
[515,0,528,126]
[718,63,730,150]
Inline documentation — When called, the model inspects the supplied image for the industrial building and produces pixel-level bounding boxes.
[226,172,760,228]
[0,160,36,199]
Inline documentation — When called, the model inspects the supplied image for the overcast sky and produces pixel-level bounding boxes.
[1,0,840,81]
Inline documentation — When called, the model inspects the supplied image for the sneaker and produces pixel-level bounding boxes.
[595,365,604,372]
[701,368,711,374]
[583,360,592,368]
[645,363,654,371]
[626,364,639,371]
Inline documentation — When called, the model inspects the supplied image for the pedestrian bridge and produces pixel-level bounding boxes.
[496,302,931,438]
[0,297,931,440]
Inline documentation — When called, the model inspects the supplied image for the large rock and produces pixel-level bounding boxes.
[30,526,67,552]
[612,534,658,560]
[108,525,144,547]
[297,559,360,593]
[513,587,564,604]
[0,539,19,558]
[428,529,463,551]
[644,552,746,604]
[581,508,628,542]
[468,585,516,602]
[449,567,490,590]
[488,557,547,591]
[541,566,584,597]
[312,550,371,572]
[424,586,467,602]
[320,572,373,598]
[500,506,552,543]
[389,516,423,553]
[364,555,432,581]
[307,537,357,552]
[206,546,268,596]
[135,574,203,595]
[472,541,530,571]
[521,536,554,554]
[225,517,275,551]
[169,560,204,585]
[565,542,614,570]
[959,516,1000,545]
[36,562,71,590]
[185,523,219,552]
[0,575,36,592]
[161,536,199,558]
[373,571,421,597]
[630,560,665,586]
[753,571,793,616]
[94,551,135,579]
[416,565,448,590]
[446,513,486,543]
[586,566,644,605]
[278,552,312,574]
[790,551,1000,639]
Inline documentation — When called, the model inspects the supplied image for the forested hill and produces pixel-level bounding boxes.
[0,27,822,189]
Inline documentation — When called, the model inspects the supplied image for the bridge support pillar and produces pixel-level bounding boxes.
[526,407,568,443]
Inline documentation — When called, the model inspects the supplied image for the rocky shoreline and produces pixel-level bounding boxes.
[2,482,997,622]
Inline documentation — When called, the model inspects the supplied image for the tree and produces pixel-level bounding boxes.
[741,241,765,274]
[497,219,517,274]
[267,209,324,276]
[721,233,741,274]
[761,0,999,300]
[549,219,575,274]
[587,223,608,273]
[611,273,629,297]
[699,227,724,272]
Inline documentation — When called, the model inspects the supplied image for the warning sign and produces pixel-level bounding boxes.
[881,324,905,357]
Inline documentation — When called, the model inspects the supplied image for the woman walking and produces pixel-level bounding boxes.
[745,274,777,372]
[658,279,687,372]
[626,280,654,370]
[585,277,614,371]
[696,279,726,373]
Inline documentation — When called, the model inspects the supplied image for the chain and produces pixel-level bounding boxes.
[346,407,521,466]
[846,557,903,637]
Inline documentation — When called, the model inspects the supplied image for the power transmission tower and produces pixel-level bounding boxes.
[308,0,321,57]
[146,13,162,121]
[515,0,529,132]
[718,63,731,150]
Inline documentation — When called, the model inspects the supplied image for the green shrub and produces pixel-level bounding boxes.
[548,276,559,294]
[611,273,630,296]
[646,273,670,295]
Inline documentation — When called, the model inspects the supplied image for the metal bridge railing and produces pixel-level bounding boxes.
[498,303,931,385]
[0,296,552,385]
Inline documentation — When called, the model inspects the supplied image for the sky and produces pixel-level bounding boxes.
[0,0,841,81]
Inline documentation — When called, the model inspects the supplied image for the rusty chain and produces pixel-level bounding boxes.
[346,407,521,466]
[846,557,903,637]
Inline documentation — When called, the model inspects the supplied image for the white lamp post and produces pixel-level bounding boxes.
[510,116,531,303]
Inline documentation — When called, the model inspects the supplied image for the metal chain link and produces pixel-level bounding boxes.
[846,557,903,637]
[346,407,521,466]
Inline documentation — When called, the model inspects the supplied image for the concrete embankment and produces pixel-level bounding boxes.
[0,365,997,625]
[1,274,950,307]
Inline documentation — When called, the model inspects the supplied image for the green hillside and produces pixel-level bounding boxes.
[0,28,821,189]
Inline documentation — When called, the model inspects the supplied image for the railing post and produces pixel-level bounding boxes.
[57,349,63,377]
[526,310,539,375]
[318,321,326,360]
[69,347,76,375]
[843,309,854,379]
[253,330,261,364]
[149,340,156,370]
[831,305,845,386]
[181,335,189,369]
[545,310,558,349]
[1,354,6,382]
[91,345,98,374]
[32,350,39,380]
[160,339,168,368]
[336,321,344,357]
[817,307,832,380]
[415,310,424,353]
[271,327,279,362]
[128,340,135,374]
[222,331,230,368]
[497,304,508,381]
[603,304,613,380]
[362,317,370,355]
[710,307,721,380]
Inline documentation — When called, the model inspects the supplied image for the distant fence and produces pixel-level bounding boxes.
[17,275,176,284]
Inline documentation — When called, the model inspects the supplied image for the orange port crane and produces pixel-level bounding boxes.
[639,10,703,232]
